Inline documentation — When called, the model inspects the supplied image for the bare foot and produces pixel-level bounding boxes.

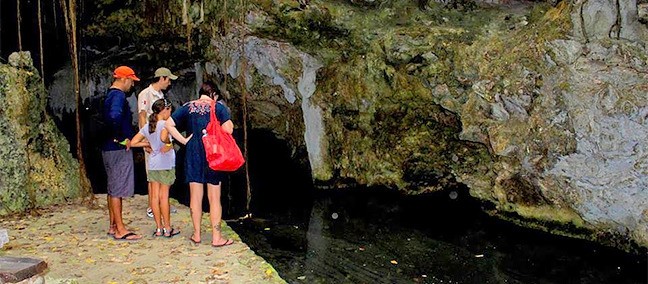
[107,225,116,236]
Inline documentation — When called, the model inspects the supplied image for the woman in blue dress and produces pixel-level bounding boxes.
[165,81,235,247]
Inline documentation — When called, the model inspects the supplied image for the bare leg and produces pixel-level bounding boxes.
[111,196,141,240]
[107,195,115,234]
[206,182,229,246]
[159,183,171,232]
[148,181,153,215]
[146,154,153,220]
[111,196,125,233]
[150,181,163,234]
[189,182,204,242]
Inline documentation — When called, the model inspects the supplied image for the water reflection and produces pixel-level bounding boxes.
[231,188,647,284]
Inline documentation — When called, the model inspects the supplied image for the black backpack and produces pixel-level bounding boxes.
[83,90,113,144]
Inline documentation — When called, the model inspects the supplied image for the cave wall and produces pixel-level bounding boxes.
[39,0,648,249]
[221,0,648,249]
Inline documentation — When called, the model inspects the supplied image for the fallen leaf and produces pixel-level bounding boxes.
[211,268,226,276]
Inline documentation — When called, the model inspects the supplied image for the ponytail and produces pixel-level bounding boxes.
[148,99,168,134]
[148,113,158,134]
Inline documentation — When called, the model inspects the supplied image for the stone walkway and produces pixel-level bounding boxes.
[0,194,286,284]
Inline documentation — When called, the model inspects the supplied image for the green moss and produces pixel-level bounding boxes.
[253,2,358,57]
[456,1,572,90]
[300,0,532,190]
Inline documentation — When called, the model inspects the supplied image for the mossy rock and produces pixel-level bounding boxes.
[0,52,81,216]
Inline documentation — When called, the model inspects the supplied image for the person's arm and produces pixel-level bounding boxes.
[160,127,171,144]
[138,111,147,129]
[129,132,149,148]
[216,102,234,134]
[221,120,234,134]
[142,116,153,154]
[159,127,173,153]
[137,91,148,129]
[165,117,191,145]
[107,92,126,143]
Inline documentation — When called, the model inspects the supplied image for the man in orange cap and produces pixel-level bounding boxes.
[102,65,142,241]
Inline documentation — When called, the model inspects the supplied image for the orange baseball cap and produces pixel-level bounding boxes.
[113,66,140,81]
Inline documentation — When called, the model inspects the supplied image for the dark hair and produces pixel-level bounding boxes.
[148,99,170,134]
[199,81,221,100]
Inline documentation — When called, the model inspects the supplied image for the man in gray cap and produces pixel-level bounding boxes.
[137,67,178,218]
[138,68,177,128]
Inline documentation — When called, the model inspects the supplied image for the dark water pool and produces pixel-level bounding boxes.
[226,130,646,284]
[228,187,647,284]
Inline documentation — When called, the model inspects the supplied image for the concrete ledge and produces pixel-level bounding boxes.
[0,257,47,284]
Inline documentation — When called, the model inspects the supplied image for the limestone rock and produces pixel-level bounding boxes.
[8,51,34,69]
[546,41,648,248]
[546,40,582,65]
[209,32,330,179]
[572,0,648,41]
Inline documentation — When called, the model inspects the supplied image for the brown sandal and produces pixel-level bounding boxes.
[212,239,234,247]
[189,235,201,245]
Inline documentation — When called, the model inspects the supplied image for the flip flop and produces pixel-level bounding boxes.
[189,235,201,245]
[164,228,181,238]
[114,232,142,241]
[212,239,234,247]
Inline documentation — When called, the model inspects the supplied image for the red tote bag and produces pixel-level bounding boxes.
[202,101,245,171]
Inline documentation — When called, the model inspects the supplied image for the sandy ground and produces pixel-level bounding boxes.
[0,194,286,284]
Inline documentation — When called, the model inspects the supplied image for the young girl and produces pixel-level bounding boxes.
[131,98,180,237]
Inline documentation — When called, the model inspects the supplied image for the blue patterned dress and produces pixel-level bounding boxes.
[171,99,232,185]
